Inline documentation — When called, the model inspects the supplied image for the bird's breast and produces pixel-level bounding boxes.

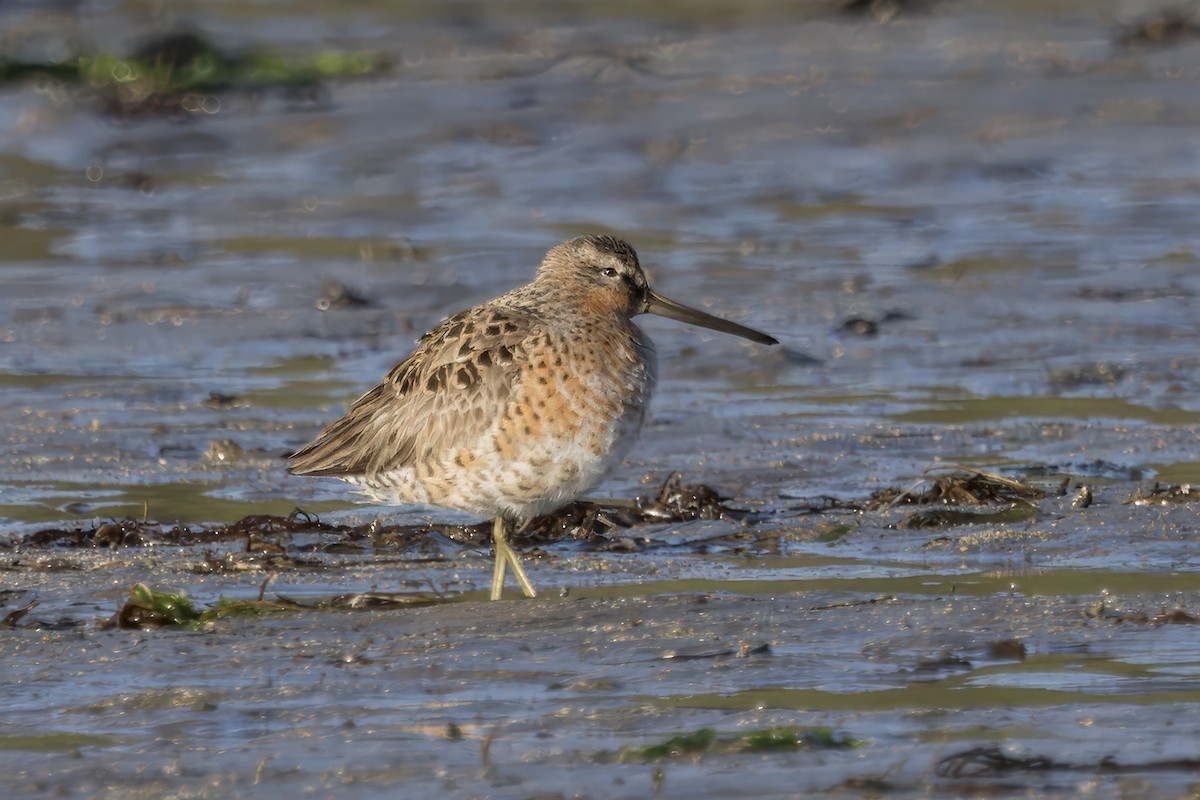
[458,322,652,516]
[509,324,650,451]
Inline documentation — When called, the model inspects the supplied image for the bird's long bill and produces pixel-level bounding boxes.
[644,289,778,346]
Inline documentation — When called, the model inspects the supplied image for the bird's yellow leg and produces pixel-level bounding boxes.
[490,517,508,601]
[491,516,537,600]
[504,544,537,600]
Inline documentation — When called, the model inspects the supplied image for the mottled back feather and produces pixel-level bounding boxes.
[287,305,535,479]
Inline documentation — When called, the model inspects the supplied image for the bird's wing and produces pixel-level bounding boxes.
[286,305,535,478]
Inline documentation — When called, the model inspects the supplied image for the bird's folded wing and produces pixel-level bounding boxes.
[286,306,537,478]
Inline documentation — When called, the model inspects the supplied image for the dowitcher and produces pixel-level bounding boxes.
[287,235,777,600]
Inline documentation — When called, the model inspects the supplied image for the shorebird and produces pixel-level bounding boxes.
[287,235,777,600]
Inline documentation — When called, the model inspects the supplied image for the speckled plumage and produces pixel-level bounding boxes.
[288,235,776,599]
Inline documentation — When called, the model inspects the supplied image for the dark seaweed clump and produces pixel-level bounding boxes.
[18,474,749,556]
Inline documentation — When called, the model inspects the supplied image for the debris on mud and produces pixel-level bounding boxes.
[25,517,162,548]
[316,280,374,311]
[1070,485,1093,509]
[837,316,879,337]
[1115,6,1200,50]
[660,642,772,660]
[201,392,247,410]
[1,597,38,628]
[101,583,202,629]
[16,475,750,561]
[912,652,973,674]
[835,311,911,337]
[937,745,1062,778]
[865,466,1046,529]
[984,639,1028,661]
[1124,482,1200,505]
[869,466,1046,509]
[95,581,422,629]
[1087,598,1199,626]
[635,472,743,522]
[515,473,754,551]
[24,509,351,549]
[937,744,1200,780]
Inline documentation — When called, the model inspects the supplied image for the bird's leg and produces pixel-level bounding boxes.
[504,542,537,600]
[490,516,537,600]
[490,516,508,601]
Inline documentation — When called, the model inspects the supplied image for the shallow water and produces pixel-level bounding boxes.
[3,1,1200,797]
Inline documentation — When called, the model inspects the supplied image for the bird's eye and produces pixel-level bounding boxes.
[602,267,619,278]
